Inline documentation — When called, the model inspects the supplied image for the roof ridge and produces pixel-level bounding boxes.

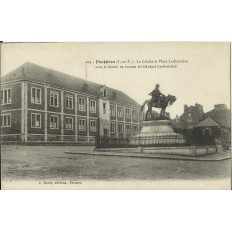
[21,62,128,92]
[1,62,140,107]
[195,116,220,127]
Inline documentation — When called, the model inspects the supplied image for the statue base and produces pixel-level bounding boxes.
[139,120,174,136]
[131,120,185,145]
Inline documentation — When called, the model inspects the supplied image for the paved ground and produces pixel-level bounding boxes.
[1,145,231,189]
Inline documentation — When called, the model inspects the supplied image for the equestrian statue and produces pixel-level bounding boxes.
[141,84,176,120]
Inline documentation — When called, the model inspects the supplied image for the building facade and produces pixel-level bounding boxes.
[1,62,142,144]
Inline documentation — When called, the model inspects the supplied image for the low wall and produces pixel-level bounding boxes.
[142,146,217,156]
[1,141,95,146]
[96,146,218,156]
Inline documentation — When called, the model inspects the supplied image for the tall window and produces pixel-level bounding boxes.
[79,118,86,131]
[118,123,123,133]
[65,117,73,130]
[31,113,41,128]
[78,98,86,111]
[50,91,59,107]
[125,108,130,120]
[90,100,96,113]
[103,103,106,114]
[1,89,11,105]
[117,106,123,118]
[50,115,59,129]
[1,114,11,127]
[110,105,115,116]
[110,122,115,133]
[126,124,130,134]
[132,109,137,120]
[133,125,137,134]
[90,120,96,132]
[31,87,41,104]
[65,95,73,109]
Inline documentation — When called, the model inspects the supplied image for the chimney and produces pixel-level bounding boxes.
[82,83,89,92]
[200,105,203,114]
[21,67,25,76]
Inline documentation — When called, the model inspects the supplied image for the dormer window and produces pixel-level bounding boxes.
[100,86,107,98]
[103,88,107,97]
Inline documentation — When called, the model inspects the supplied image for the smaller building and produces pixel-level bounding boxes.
[194,117,220,144]
[173,103,231,147]
[203,104,231,145]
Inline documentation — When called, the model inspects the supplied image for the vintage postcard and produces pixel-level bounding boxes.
[0,42,231,189]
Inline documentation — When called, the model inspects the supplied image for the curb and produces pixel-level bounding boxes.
[65,151,231,161]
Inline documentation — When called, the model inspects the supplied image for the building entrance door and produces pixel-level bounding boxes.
[103,129,108,137]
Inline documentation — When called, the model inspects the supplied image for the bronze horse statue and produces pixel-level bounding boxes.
[141,94,176,120]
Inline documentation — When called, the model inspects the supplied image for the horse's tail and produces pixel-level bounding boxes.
[141,100,148,112]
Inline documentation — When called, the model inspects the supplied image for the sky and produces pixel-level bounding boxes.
[1,42,230,118]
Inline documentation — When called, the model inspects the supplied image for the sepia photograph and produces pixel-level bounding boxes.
[1,42,231,189]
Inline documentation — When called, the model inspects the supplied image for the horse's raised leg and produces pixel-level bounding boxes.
[159,108,162,119]
[146,106,152,120]
[161,107,166,119]
[145,109,149,120]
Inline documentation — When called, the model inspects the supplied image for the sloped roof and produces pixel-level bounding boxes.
[1,62,140,107]
[204,108,231,129]
[186,125,194,129]
[195,117,220,128]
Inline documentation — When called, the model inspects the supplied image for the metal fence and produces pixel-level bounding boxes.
[95,134,216,149]
[95,137,131,148]
[184,134,216,146]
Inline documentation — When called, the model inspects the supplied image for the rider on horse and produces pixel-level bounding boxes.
[148,84,166,107]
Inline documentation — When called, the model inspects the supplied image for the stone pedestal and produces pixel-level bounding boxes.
[139,120,174,136]
[131,120,185,145]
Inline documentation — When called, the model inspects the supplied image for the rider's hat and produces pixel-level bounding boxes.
[156,84,160,87]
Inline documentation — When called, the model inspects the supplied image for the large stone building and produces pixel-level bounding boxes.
[179,103,204,125]
[1,62,142,144]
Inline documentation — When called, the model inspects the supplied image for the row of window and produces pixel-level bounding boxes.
[1,88,140,120]
[1,114,138,134]
[110,122,138,134]
[31,114,97,132]
[109,104,138,120]
[1,88,97,113]
[1,113,97,132]
[32,88,97,112]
